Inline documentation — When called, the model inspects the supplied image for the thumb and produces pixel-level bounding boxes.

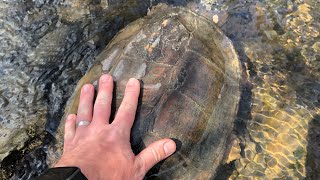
[135,139,176,175]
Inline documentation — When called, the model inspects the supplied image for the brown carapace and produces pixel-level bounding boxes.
[59,4,241,179]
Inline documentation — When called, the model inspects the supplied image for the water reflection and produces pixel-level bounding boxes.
[218,0,320,178]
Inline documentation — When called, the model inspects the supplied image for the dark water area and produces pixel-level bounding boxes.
[306,115,320,179]
[0,0,319,179]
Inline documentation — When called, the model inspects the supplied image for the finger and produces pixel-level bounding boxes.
[92,74,113,125]
[112,78,140,132]
[64,114,76,144]
[76,84,94,125]
[135,139,176,175]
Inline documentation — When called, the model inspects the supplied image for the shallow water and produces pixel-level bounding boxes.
[0,0,319,179]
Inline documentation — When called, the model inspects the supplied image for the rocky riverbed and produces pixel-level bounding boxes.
[0,0,319,179]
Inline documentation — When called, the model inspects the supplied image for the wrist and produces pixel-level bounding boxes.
[55,158,95,179]
[37,167,87,180]
[55,158,86,175]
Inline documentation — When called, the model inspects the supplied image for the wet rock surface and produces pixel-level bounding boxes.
[0,0,148,178]
[0,0,319,179]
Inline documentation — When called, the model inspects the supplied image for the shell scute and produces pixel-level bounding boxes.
[61,4,241,179]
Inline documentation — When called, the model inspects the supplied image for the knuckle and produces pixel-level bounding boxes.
[77,111,90,117]
[78,106,92,115]
[125,88,136,93]
[135,158,147,178]
[104,127,123,142]
[95,99,109,106]
[125,89,138,97]
[149,147,162,162]
[121,102,134,110]
[96,95,111,105]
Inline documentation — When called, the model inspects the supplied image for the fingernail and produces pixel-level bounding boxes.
[127,78,137,87]
[164,141,176,155]
[100,74,111,82]
[82,84,91,93]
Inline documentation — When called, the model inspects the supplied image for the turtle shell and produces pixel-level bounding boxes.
[60,4,241,179]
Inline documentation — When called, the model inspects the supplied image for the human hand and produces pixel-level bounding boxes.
[55,74,176,179]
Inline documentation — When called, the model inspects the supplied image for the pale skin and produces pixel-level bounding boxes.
[55,74,176,179]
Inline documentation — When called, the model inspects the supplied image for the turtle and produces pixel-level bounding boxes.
[55,4,241,179]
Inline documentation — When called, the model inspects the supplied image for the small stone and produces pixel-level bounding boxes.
[226,137,242,163]
[212,15,219,24]
[312,42,320,53]
[264,30,278,40]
